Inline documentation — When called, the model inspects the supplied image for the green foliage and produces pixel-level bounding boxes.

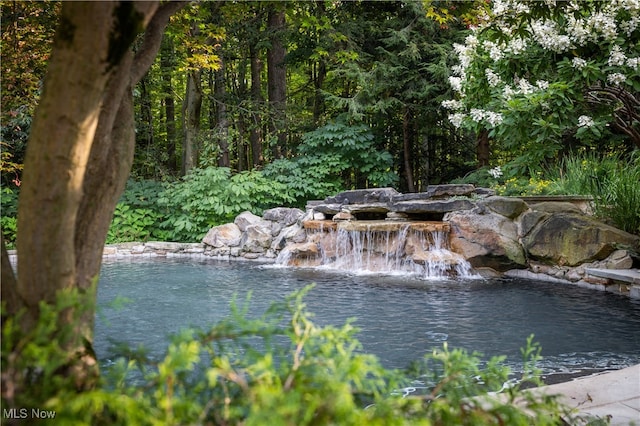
[2,285,97,410]
[2,285,587,426]
[106,180,170,244]
[263,119,398,205]
[1,186,19,247]
[547,152,640,234]
[452,167,553,196]
[107,204,164,244]
[158,167,293,241]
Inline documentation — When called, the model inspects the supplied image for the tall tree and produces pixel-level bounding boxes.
[182,19,203,175]
[160,36,179,173]
[267,3,287,159]
[214,53,230,167]
[4,1,186,390]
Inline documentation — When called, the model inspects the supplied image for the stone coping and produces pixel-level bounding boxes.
[505,269,640,299]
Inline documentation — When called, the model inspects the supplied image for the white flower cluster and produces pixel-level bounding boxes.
[470,109,504,126]
[531,19,572,53]
[488,166,503,179]
[578,115,595,128]
[443,0,639,130]
[448,113,466,129]
[607,73,627,86]
[485,69,502,87]
[572,57,588,69]
[608,45,626,66]
[445,108,504,129]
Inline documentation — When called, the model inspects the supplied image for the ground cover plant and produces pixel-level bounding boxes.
[2,285,599,426]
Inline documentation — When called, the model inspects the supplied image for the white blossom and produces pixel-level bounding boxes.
[516,77,535,94]
[627,57,639,70]
[464,34,479,49]
[469,108,485,122]
[589,12,618,41]
[483,40,504,61]
[441,99,462,110]
[607,72,627,86]
[485,111,504,126]
[608,45,627,67]
[502,84,516,100]
[619,16,639,37]
[485,69,502,87]
[566,16,590,46]
[449,76,463,93]
[536,80,549,90]
[571,57,588,69]
[531,19,572,53]
[448,113,466,128]
[505,37,527,55]
[488,166,503,178]
[578,115,595,127]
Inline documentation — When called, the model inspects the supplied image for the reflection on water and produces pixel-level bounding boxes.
[96,258,640,376]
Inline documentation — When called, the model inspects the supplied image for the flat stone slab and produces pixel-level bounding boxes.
[303,220,449,233]
[479,364,640,425]
[530,364,640,425]
[585,268,640,285]
[390,198,475,214]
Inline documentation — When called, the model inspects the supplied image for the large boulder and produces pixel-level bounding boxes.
[240,223,273,253]
[523,212,640,266]
[445,209,527,271]
[480,196,528,219]
[202,223,242,248]
[262,207,305,226]
[234,211,270,232]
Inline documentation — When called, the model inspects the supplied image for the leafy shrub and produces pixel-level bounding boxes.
[263,119,399,205]
[547,152,640,234]
[2,285,587,426]
[157,167,293,242]
[0,216,18,248]
[105,180,169,244]
[106,203,165,243]
[1,187,19,247]
[451,166,553,196]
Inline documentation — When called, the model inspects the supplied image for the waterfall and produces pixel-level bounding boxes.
[279,220,476,279]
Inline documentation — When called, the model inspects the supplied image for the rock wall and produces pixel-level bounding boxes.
[95,186,640,296]
[445,196,640,285]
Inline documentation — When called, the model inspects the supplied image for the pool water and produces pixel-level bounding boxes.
[95,258,640,377]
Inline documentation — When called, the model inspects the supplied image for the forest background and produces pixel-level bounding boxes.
[2,0,639,246]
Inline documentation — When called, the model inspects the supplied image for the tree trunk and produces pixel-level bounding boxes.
[139,75,154,148]
[182,69,203,174]
[11,1,186,391]
[215,54,230,168]
[267,5,287,159]
[250,43,264,168]
[161,36,178,173]
[403,107,416,192]
[476,129,490,168]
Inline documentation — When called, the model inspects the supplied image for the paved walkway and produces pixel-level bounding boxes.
[530,364,640,425]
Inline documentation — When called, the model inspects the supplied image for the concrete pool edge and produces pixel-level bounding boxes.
[495,364,640,425]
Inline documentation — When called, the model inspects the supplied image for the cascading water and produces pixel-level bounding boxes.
[277,220,476,279]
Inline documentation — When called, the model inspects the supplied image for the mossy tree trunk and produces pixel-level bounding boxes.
[6,1,186,390]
